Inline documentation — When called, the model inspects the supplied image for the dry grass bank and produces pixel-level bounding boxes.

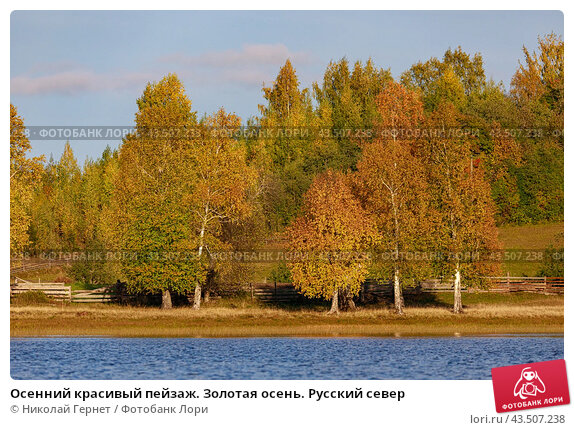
[11,293,563,337]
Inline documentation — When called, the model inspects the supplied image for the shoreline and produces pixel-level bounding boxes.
[11,333,565,339]
[11,295,564,338]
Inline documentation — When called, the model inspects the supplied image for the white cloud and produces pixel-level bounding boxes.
[11,44,314,95]
[11,69,156,96]
[161,43,312,68]
[161,43,314,87]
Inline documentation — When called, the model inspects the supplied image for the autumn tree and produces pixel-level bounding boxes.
[185,108,256,309]
[400,39,564,226]
[483,123,523,224]
[421,104,500,313]
[10,104,43,255]
[26,143,120,284]
[79,147,119,246]
[510,33,564,224]
[259,59,315,166]
[350,59,393,129]
[215,196,268,297]
[464,80,517,130]
[401,47,485,111]
[286,170,377,313]
[355,82,430,314]
[258,59,316,229]
[111,74,201,309]
[511,32,564,127]
[28,143,83,253]
[313,58,391,169]
[314,58,362,163]
[69,147,120,284]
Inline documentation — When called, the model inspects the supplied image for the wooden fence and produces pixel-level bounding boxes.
[71,287,117,303]
[10,279,71,301]
[9,276,564,304]
[10,260,63,274]
[248,276,564,303]
[249,282,300,302]
[248,279,467,303]
[485,276,564,294]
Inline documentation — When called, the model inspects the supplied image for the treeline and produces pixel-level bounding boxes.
[10,34,563,312]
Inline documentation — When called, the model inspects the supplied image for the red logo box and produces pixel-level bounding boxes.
[491,359,570,413]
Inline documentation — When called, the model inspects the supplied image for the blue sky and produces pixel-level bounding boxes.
[10,10,563,162]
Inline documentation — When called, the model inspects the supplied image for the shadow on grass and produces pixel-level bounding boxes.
[254,291,455,311]
[258,297,330,312]
[404,292,453,309]
[82,290,523,312]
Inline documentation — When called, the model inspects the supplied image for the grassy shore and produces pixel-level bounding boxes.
[498,221,563,276]
[10,292,563,338]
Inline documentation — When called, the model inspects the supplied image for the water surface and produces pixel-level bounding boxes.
[11,335,563,380]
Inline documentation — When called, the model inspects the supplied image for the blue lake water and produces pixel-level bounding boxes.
[10,335,563,380]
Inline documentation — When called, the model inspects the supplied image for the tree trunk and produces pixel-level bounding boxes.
[340,290,356,311]
[328,290,339,314]
[192,221,206,310]
[394,268,404,315]
[453,266,463,314]
[192,282,201,310]
[358,284,365,304]
[389,185,403,315]
[161,289,172,309]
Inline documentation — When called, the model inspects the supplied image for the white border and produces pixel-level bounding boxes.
[3,2,571,429]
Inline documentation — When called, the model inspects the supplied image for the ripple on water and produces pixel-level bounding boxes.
[10,336,564,380]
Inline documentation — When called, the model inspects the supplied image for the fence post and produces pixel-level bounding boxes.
[507,272,510,291]
[250,283,253,301]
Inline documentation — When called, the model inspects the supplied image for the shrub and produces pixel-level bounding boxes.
[11,290,51,306]
[537,244,564,277]
[270,261,292,283]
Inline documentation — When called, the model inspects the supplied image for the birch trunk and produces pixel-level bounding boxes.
[328,290,339,314]
[453,265,462,313]
[192,283,201,309]
[389,185,403,315]
[394,268,404,315]
[161,289,172,309]
[192,217,206,310]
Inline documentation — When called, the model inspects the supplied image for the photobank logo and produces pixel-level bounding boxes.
[514,367,545,399]
[492,359,570,413]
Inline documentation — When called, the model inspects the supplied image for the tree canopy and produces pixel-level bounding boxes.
[13,32,563,310]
